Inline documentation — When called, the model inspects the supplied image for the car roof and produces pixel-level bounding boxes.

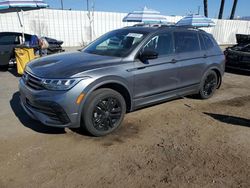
[117,26,158,33]
[119,25,207,34]
[0,31,31,36]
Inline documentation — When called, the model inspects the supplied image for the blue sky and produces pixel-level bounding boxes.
[45,0,249,18]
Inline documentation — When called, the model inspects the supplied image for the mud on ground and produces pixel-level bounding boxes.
[0,70,249,188]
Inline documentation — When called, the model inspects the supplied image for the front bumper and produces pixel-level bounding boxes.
[19,77,89,128]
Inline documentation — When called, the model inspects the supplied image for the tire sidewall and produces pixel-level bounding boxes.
[82,88,126,136]
[199,70,218,99]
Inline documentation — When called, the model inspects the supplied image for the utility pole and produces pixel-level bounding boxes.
[60,0,64,10]
[86,0,89,13]
[230,0,238,20]
[203,0,208,17]
[218,0,225,19]
[86,0,91,41]
[86,0,95,42]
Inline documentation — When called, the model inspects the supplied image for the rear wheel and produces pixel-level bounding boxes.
[198,70,218,99]
[81,88,126,136]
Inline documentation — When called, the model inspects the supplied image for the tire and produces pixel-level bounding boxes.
[198,70,218,99]
[81,88,126,136]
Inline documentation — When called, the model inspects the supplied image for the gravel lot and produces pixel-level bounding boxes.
[0,68,249,188]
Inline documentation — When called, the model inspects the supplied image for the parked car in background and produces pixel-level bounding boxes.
[19,25,225,136]
[0,32,64,68]
[44,37,64,55]
[224,34,250,71]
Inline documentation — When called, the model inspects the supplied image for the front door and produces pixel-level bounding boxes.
[133,32,179,104]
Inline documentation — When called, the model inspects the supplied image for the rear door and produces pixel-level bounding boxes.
[133,31,179,100]
[0,33,21,66]
[200,33,225,72]
[201,33,223,58]
[173,31,207,90]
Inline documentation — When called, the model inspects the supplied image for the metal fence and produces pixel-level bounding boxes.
[0,9,250,47]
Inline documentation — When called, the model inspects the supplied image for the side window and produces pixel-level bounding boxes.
[0,34,19,45]
[142,33,174,56]
[174,32,200,53]
[202,34,214,50]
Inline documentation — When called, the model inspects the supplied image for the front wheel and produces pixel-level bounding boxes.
[81,88,126,136]
[198,70,218,99]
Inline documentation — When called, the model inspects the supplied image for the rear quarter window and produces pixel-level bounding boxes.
[174,31,200,53]
[202,34,215,50]
[199,34,206,51]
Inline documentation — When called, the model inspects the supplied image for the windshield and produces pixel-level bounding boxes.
[84,29,148,57]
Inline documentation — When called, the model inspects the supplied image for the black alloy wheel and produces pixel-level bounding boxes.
[92,97,122,131]
[199,70,218,99]
[82,88,126,136]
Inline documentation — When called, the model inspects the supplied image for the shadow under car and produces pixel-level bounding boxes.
[10,92,66,134]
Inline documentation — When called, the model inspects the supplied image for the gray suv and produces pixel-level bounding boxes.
[19,26,225,136]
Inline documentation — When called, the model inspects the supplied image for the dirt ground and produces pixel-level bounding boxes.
[0,68,249,188]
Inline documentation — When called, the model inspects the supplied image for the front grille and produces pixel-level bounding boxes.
[24,72,45,90]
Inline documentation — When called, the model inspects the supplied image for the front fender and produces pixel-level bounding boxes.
[76,76,133,125]
[83,75,132,95]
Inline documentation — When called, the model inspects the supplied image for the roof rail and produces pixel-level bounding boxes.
[129,23,206,32]
[132,23,171,28]
[175,25,207,31]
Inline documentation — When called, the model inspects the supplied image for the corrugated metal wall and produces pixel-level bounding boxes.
[0,9,249,47]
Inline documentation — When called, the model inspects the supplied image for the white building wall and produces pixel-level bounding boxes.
[0,9,249,47]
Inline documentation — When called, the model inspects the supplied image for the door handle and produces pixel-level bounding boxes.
[203,54,207,58]
[171,59,177,64]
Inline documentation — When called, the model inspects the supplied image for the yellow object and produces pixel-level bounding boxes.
[15,48,35,75]
[76,93,85,104]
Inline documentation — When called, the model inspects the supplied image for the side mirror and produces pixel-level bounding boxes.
[139,50,158,62]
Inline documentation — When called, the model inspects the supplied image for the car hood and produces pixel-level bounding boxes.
[26,51,122,78]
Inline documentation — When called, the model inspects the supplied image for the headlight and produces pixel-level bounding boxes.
[41,78,82,91]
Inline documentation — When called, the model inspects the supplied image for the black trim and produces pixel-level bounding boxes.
[25,99,70,124]
[128,53,223,72]
[128,56,201,72]
[134,83,200,99]
[177,53,223,62]
[177,56,204,62]
[127,59,175,72]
